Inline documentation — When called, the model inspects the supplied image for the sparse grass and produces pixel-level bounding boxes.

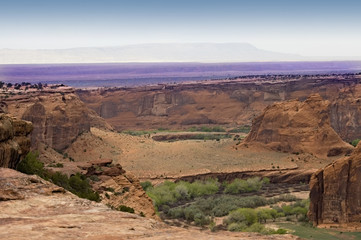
[189,134,231,140]
[188,126,226,132]
[122,128,180,136]
[228,126,251,133]
[277,222,361,240]
[48,163,64,168]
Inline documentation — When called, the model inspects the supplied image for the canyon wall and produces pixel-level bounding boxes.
[309,142,361,226]
[0,114,32,168]
[244,94,353,158]
[77,75,361,141]
[3,88,111,151]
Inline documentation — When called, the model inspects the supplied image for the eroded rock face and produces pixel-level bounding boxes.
[3,90,111,151]
[0,168,299,240]
[0,114,32,168]
[77,76,361,139]
[244,94,353,158]
[84,161,158,219]
[309,142,361,226]
[329,84,361,142]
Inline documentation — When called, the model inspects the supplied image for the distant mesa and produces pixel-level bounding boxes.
[244,94,354,158]
[0,43,304,64]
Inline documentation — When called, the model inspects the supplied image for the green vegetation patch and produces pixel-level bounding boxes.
[277,222,361,240]
[146,179,219,208]
[223,177,268,194]
[228,126,251,133]
[17,152,100,202]
[351,139,360,147]
[188,126,226,132]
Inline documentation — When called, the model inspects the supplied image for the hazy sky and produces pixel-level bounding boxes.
[1,0,361,57]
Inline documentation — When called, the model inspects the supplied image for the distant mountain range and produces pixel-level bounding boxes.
[0,43,307,64]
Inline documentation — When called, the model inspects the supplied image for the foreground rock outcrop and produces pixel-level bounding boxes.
[0,168,298,240]
[84,159,158,219]
[3,88,111,151]
[0,114,32,168]
[308,142,361,227]
[244,94,353,158]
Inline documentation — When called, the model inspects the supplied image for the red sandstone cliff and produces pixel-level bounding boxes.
[3,89,111,151]
[77,76,361,142]
[309,142,361,227]
[0,114,32,168]
[244,94,353,158]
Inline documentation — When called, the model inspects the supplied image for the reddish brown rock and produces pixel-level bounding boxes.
[0,168,300,240]
[309,142,361,226]
[0,114,32,168]
[77,75,361,142]
[85,162,157,219]
[3,90,111,151]
[329,84,361,142]
[244,94,353,158]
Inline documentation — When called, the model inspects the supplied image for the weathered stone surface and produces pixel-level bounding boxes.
[85,162,157,219]
[329,84,361,142]
[0,114,32,168]
[244,94,353,158]
[77,76,361,142]
[0,168,299,240]
[309,142,361,226]
[4,90,111,151]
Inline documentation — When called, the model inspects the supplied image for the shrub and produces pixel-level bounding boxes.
[50,171,70,189]
[244,223,268,234]
[17,152,100,202]
[194,212,211,226]
[224,208,257,226]
[351,139,360,147]
[140,181,153,191]
[187,179,219,197]
[89,175,100,182]
[48,163,64,168]
[257,209,272,223]
[117,205,135,213]
[223,177,263,194]
[17,152,45,177]
[175,184,190,199]
[68,173,100,202]
[228,222,247,232]
[147,179,219,208]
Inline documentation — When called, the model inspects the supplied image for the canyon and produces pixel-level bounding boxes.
[77,74,361,142]
[1,73,361,237]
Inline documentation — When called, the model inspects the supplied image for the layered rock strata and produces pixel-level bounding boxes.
[3,88,111,151]
[244,94,353,158]
[0,114,32,168]
[309,142,361,226]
